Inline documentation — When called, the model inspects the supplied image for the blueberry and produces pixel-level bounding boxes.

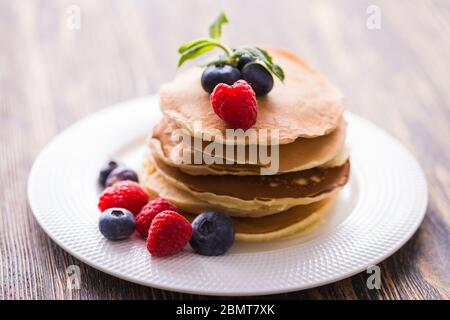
[99,208,136,241]
[201,64,241,94]
[105,166,139,187]
[237,54,256,70]
[98,161,118,187]
[241,62,274,96]
[190,212,235,256]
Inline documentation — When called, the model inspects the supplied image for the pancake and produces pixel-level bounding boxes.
[183,197,335,242]
[141,163,335,241]
[141,161,218,214]
[144,152,349,215]
[152,137,348,176]
[150,148,350,200]
[159,48,345,145]
[151,117,347,175]
[142,158,339,217]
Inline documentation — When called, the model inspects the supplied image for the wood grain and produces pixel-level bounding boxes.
[1,0,449,300]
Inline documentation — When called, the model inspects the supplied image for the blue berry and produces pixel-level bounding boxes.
[105,166,139,187]
[241,62,274,96]
[190,212,234,256]
[98,161,118,187]
[201,64,240,94]
[237,54,256,70]
[99,208,136,241]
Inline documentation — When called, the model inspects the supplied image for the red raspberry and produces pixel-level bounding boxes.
[136,198,179,238]
[98,181,149,216]
[146,210,192,257]
[210,79,258,130]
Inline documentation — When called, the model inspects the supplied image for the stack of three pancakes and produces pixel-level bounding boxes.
[142,49,350,242]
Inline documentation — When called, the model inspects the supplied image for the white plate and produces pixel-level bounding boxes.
[28,96,427,296]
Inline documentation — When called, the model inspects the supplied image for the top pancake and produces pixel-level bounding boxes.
[159,48,345,145]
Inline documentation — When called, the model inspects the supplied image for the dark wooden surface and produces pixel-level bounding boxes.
[1,0,449,300]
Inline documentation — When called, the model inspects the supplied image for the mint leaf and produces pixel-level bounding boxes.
[269,63,285,82]
[177,38,232,67]
[209,12,228,39]
[178,42,218,67]
[178,38,212,54]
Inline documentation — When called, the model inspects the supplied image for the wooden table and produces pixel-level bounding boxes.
[1,0,449,300]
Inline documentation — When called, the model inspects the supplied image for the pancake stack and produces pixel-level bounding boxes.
[142,48,350,242]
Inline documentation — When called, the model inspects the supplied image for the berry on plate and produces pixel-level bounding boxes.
[98,180,149,216]
[190,211,235,256]
[146,210,192,257]
[136,198,179,238]
[241,62,274,96]
[210,79,258,130]
[99,208,136,241]
[201,64,241,94]
[98,160,118,187]
[105,166,139,187]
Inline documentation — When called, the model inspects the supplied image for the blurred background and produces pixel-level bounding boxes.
[1,0,449,299]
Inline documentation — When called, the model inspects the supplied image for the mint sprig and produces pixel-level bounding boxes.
[178,38,232,67]
[178,41,220,67]
[177,12,285,82]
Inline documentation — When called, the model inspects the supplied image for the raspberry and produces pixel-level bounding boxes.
[210,79,258,130]
[98,181,149,216]
[146,210,192,257]
[136,198,179,238]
